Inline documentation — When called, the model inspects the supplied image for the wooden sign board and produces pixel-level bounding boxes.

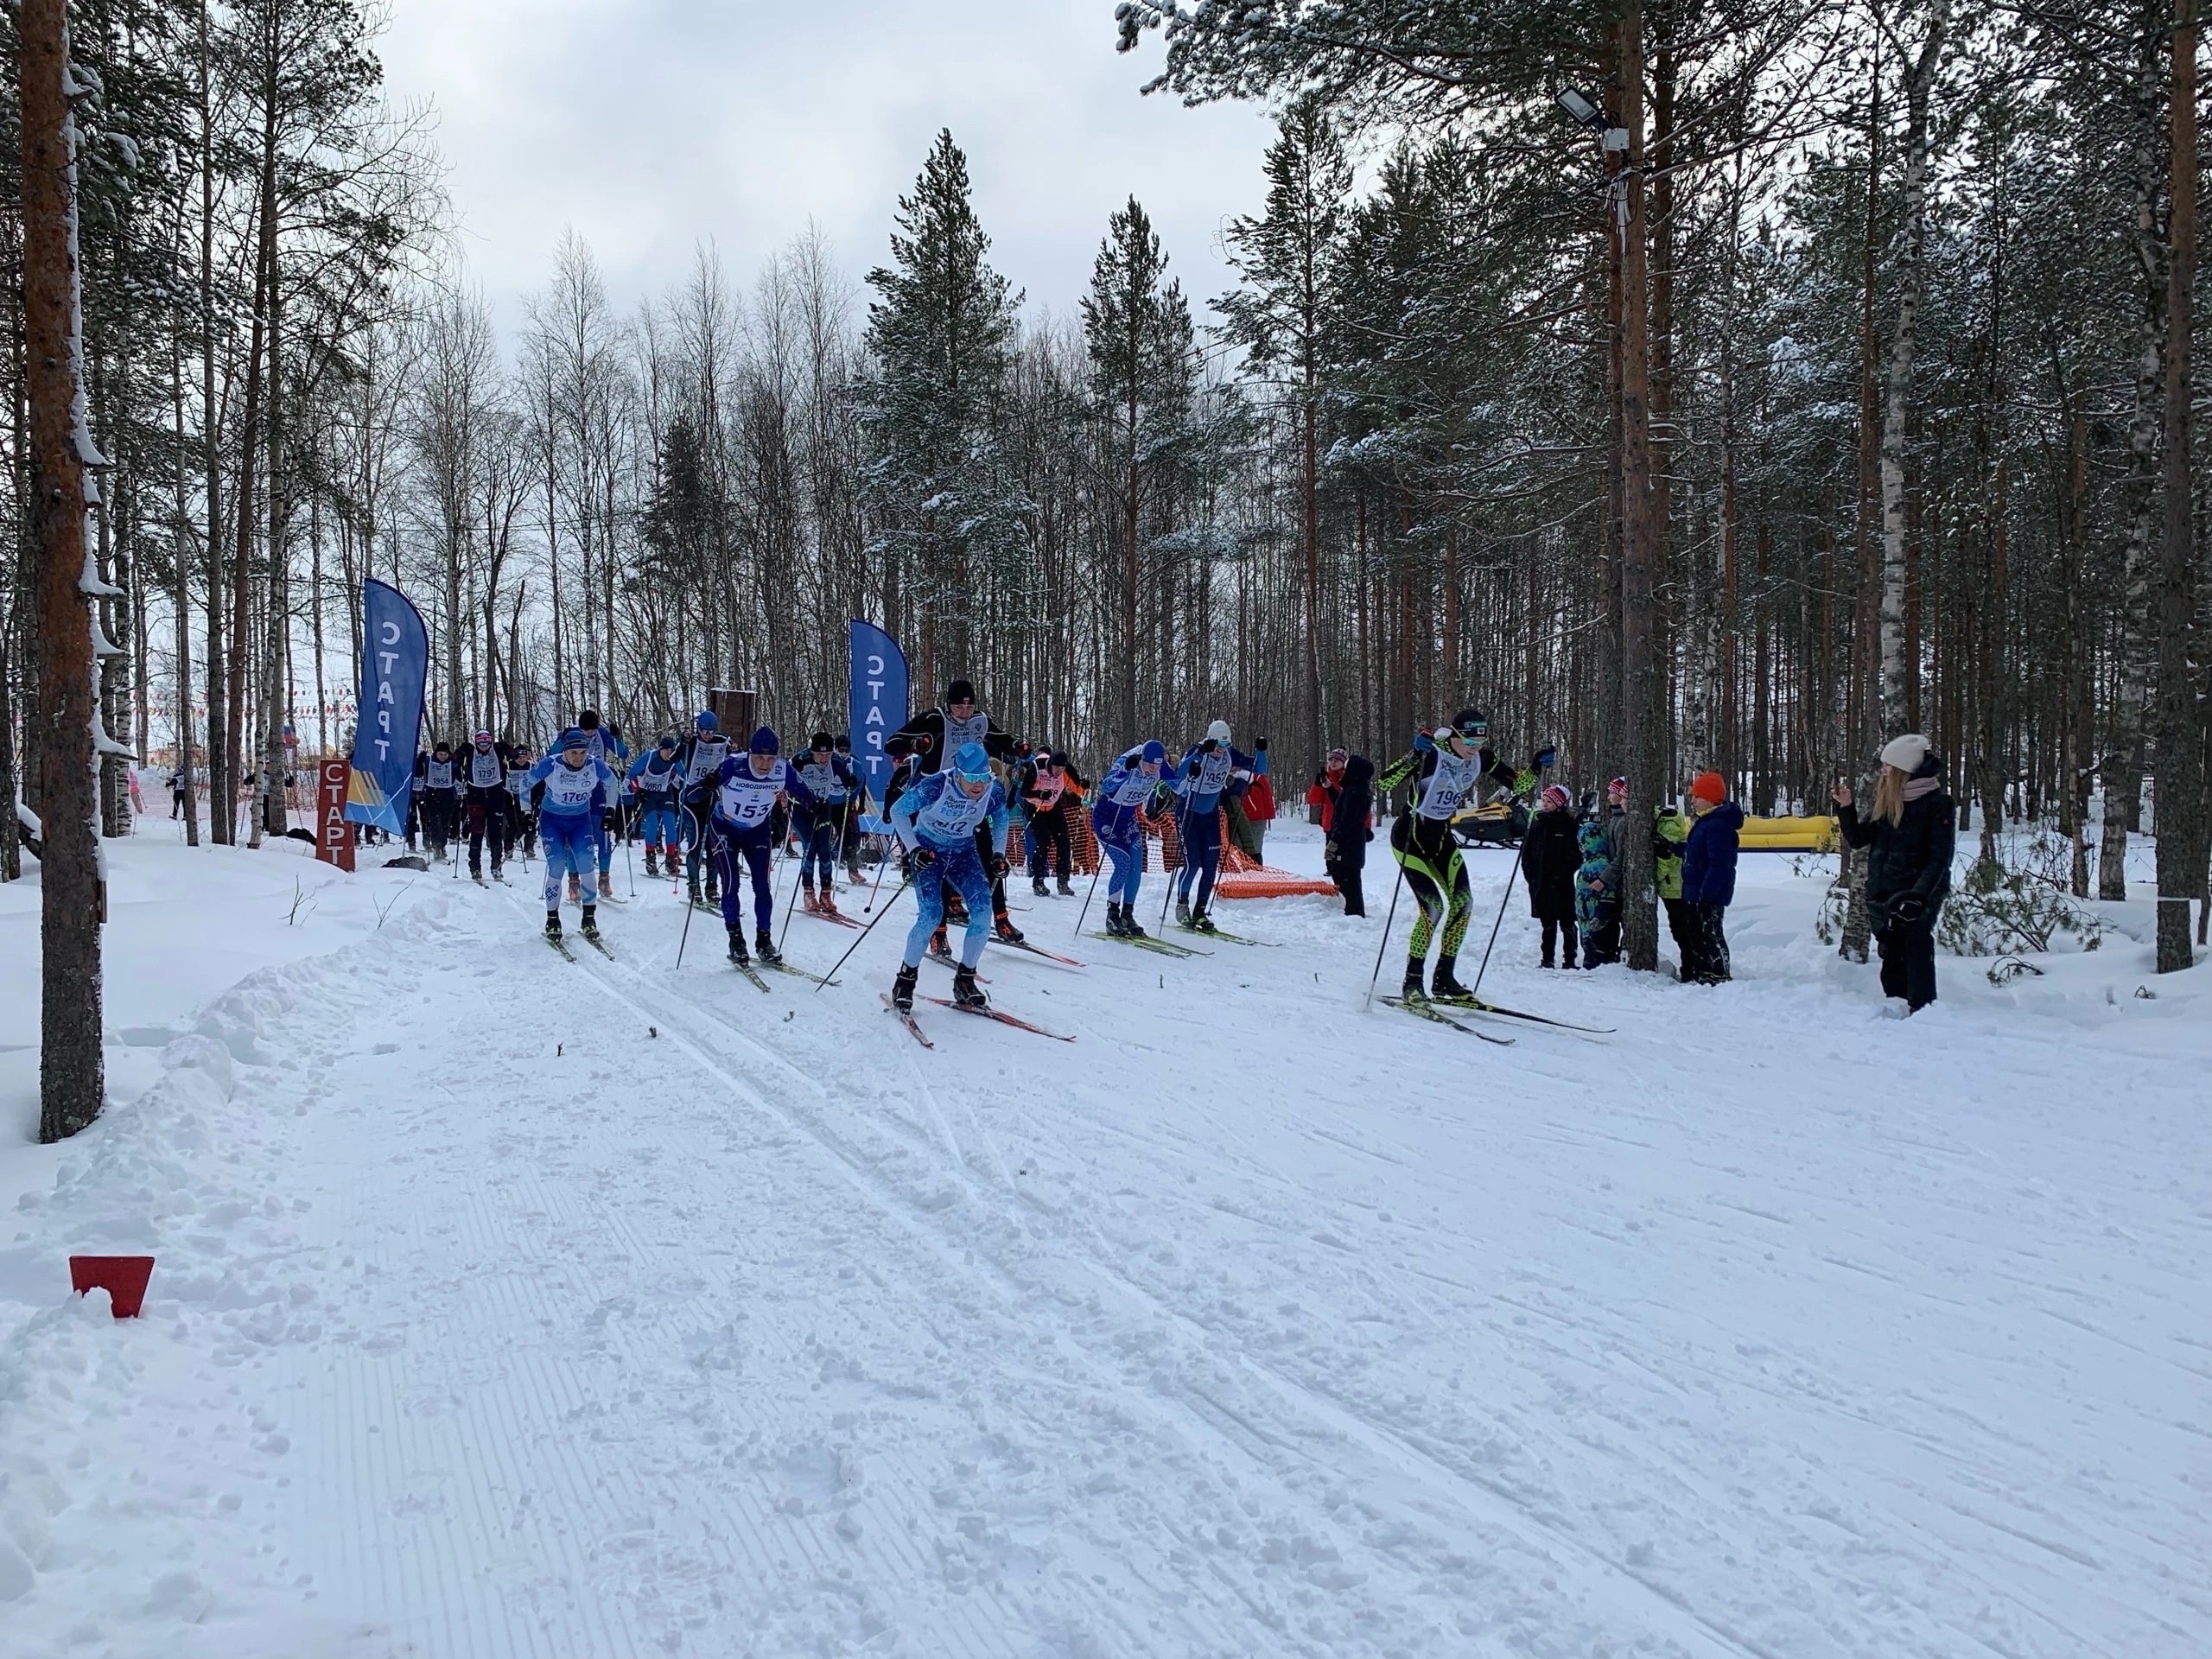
[315,759,356,872]
[708,688,757,739]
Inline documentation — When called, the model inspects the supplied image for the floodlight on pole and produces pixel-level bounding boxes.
[1555,88,1607,133]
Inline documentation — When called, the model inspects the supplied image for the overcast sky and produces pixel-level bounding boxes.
[378,0,1279,337]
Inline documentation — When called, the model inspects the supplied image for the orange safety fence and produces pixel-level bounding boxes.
[1113,807,1339,900]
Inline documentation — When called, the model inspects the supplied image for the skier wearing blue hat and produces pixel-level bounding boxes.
[705,725,817,967]
[526,729,619,942]
[1091,740,1168,937]
[887,741,1009,1013]
[626,734,683,877]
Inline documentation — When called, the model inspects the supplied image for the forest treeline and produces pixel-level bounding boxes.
[3,0,2207,969]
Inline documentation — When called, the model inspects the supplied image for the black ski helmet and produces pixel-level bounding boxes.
[1452,708,1489,741]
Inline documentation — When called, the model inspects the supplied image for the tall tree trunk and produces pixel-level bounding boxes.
[2101,36,2166,900]
[21,0,106,1141]
[170,323,200,843]
[2156,0,2207,970]
[197,0,226,844]
[1878,1,1948,735]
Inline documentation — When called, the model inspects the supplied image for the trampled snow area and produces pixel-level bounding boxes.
[3,821,2209,1658]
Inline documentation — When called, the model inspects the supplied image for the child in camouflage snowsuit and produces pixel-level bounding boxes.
[1573,818,1617,969]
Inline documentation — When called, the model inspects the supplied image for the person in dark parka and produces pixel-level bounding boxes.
[1833,734,1955,1012]
[1520,784,1581,967]
[1681,772,1744,983]
[1325,753,1376,916]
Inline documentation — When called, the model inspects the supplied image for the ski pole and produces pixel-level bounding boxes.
[816,865,914,991]
[776,816,813,951]
[1363,817,1411,1013]
[1072,833,1107,940]
[1157,781,1196,930]
[677,817,716,969]
[623,804,635,898]
[1468,842,1525,1000]
[861,813,896,912]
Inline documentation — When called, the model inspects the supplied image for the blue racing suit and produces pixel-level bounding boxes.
[527,753,617,908]
[890,771,1009,969]
[1170,741,1255,914]
[627,748,683,852]
[709,755,818,937]
[790,753,858,887]
[1092,749,1164,910]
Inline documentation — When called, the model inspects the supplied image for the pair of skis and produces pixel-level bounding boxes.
[1090,929,1205,958]
[1380,992,1613,1044]
[729,952,836,993]
[881,992,1073,1046]
[543,927,613,964]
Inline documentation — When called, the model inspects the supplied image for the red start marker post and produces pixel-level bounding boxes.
[316,758,356,873]
[70,1255,156,1318]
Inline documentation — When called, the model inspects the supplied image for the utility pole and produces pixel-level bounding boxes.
[19,0,109,1141]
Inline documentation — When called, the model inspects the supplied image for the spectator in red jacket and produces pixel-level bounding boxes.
[1306,748,1349,830]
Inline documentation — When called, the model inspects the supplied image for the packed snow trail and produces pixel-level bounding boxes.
[3,830,2209,1657]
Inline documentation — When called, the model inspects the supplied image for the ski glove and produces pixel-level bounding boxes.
[1891,894,1925,923]
[1198,739,1219,754]
[1532,745,1558,771]
[1413,733,1435,753]
[904,847,937,878]
[991,854,1011,877]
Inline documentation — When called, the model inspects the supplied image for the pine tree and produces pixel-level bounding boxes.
[861,130,1030,693]
[1084,195,1194,737]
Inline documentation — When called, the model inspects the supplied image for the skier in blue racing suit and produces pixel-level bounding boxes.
[887,741,1008,1014]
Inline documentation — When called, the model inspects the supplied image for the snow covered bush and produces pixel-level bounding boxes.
[1936,834,2103,959]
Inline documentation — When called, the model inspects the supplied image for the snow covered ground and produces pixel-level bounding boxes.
[3,821,2209,1658]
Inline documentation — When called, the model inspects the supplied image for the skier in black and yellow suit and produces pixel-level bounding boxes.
[1376,709,1524,1001]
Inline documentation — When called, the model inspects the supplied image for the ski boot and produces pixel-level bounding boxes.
[993,912,1026,944]
[802,877,818,913]
[818,889,843,919]
[645,846,661,878]
[846,861,864,887]
[755,931,782,967]
[472,868,486,886]
[1176,893,1192,926]
[1123,907,1150,939]
[544,911,563,941]
[950,963,988,1010]
[891,963,918,1014]
[568,872,582,904]
[727,926,750,965]
[1057,876,1075,897]
[1429,957,1471,1002]
[1103,903,1128,937]
[1401,961,1427,1003]
[1187,906,1219,935]
[931,924,952,961]
[580,905,601,943]
[1032,876,1051,898]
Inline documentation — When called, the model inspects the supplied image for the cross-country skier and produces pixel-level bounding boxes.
[673,709,733,907]
[833,734,868,884]
[570,709,628,898]
[505,745,538,862]
[461,729,513,881]
[887,741,1009,1014]
[416,741,460,861]
[791,731,858,915]
[1023,751,1088,896]
[1375,708,1522,1001]
[887,678,1024,944]
[1092,740,1166,937]
[1167,720,1256,932]
[627,734,683,877]
[707,727,817,967]
[527,729,618,944]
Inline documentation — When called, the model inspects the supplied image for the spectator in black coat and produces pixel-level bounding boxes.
[1520,784,1580,967]
[1325,753,1375,916]
[1834,734,1955,1013]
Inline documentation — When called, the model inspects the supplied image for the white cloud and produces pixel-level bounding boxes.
[378,0,1277,334]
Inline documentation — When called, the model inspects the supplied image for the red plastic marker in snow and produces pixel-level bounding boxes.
[69,1255,155,1319]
